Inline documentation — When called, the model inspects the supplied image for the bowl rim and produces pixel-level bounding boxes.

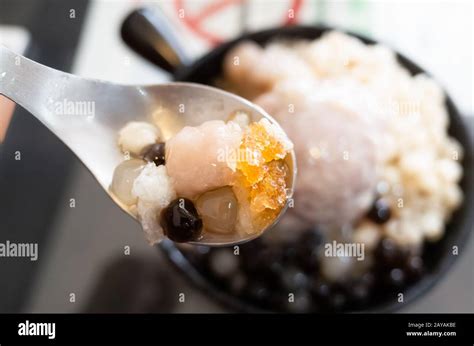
[160,24,474,313]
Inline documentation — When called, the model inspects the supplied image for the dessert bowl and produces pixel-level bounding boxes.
[122,9,473,312]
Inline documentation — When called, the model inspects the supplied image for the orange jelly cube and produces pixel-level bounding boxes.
[234,121,289,231]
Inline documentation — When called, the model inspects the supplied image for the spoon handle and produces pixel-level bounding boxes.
[0,45,143,190]
[0,45,137,130]
[1,45,54,118]
[0,45,93,124]
[121,8,191,74]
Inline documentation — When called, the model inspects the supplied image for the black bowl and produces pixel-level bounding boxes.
[122,10,474,313]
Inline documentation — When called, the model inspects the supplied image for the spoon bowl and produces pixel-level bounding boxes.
[0,46,296,246]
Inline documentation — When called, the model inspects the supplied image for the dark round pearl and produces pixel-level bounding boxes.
[388,268,405,287]
[160,198,202,243]
[141,143,166,166]
[349,281,370,304]
[375,238,403,268]
[329,292,346,310]
[405,255,424,280]
[360,272,375,288]
[286,292,312,313]
[368,198,392,224]
[311,280,331,300]
[281,268,309,291]
[246,282,269,302]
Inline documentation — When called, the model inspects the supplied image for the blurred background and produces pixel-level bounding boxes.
[0,0,472,313]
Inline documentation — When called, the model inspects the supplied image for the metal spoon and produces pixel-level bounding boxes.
[0,45,296,246]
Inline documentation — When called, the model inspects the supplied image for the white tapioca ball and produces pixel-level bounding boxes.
[443,185,463,209]
[111,159,145,205]
[384,219,423,247]
[136,201,165,245]
[437,159,462,183]
[420,211,444,242]
[196,186,238,235]
[227,110,250,128]
[132,163,176,209]
[353,221,381,250]
[320,255,355,283]
[209,249,239,277]
[118,121,161,155]
[132,163,176,244]
[223,41,313,99]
